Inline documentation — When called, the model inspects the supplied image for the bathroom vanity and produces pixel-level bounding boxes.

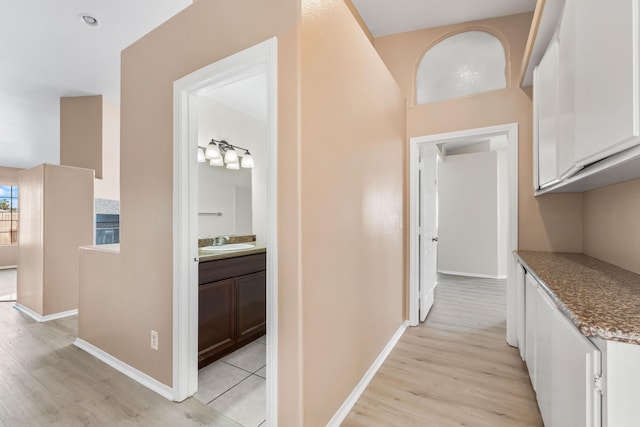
[198,245,266,369]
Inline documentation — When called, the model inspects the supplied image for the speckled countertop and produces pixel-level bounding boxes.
[198,242,266,262]
[515,251,640,345]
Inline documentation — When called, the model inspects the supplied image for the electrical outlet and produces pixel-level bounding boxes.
[151,330,158,350]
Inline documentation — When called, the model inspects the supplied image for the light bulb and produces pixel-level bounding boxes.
[224,148,239,164]
[241,152,254,168]
[205,142,222,160]
[226,162,240,170]
[209,157,224,166]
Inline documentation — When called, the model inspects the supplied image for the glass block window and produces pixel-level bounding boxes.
[0,185,18,245]
[416,31,507,104]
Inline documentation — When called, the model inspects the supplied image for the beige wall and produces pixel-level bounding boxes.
[0,166,21,267]
[60,96,103,179]
[301,0,406,423]
[78,0,406,424]
[77,0,304,424]
[16,165,44,312]
[373,12,583,253]
[95,97,120,201]
[17,164,94,315]
[583,178,640,275]
[61,95,120,201]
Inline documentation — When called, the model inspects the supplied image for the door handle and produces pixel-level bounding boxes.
[432,237,438,242]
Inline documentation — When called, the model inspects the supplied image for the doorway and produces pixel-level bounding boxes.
[172,38,278,423]
[409,123,519,346]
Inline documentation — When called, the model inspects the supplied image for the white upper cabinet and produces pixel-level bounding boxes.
[534,37,560,189]
[574,0,640,166]
[556,0,579,180]
[533,0,640,194]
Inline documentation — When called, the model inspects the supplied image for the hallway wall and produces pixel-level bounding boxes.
[374,12,583,253]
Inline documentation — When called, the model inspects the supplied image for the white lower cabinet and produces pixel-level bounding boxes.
[523,273,601,427]
[516,262,526,360]
[550,307,601,427]
[525,273,537,389]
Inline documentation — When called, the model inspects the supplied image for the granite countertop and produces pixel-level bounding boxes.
[515,251,640,345]
[198,242,266,262]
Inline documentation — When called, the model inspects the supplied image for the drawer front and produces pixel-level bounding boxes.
[199,252,266,285]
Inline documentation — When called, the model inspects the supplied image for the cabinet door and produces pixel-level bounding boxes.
[198,279,236,364]
[556,0,581,180]
[236,271,266,343]
[574,0,640,166]
[516,264,526,360]
[535,38,560,189]
[550,308,601,427]
[525,274,538,389]
[535,286,556,426]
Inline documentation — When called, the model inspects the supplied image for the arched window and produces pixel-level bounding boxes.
[416,31,507,104]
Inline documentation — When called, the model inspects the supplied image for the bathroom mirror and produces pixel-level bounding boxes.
[198,163,252,238]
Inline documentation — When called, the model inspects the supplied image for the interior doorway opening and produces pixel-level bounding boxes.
[173,38,278,424]
[409,123,519,347]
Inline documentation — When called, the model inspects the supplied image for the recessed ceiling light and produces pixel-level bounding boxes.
[80,14,99,27]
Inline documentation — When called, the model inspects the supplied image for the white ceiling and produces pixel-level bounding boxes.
[351,0,537,37]
[0,0,192,105]
[0,0,191,169]
[0,0,538,170]
[201,74,268,123]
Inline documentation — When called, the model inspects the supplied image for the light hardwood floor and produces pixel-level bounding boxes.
[343,274,543,427]
[0,268,16,301]
[0,300,241,426]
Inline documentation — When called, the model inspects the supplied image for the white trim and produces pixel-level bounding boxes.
[327,321,409,427]
[172,38,278,424]
[13,304,78,322]
[409,123,519,346]
[438,270,507,280]
[74,338,173,400]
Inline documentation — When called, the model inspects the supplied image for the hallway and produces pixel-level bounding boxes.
[343,274,543,426]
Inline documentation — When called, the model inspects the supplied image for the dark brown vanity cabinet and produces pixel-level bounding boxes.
[198,253,266,368]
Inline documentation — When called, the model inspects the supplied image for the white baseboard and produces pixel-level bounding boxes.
[327,320,409,427]
[74,338,173,400]
[14,303,78,322]
[438,270,507,280]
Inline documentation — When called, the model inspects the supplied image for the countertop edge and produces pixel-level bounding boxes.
[513,251,640,345]
[198,245,266,262]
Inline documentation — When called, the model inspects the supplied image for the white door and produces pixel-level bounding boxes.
[418,145,438,322]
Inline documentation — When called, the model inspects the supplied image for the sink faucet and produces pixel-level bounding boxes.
[214,235,230,246]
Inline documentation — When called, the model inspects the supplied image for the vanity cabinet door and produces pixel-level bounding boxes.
[237,271,267,343]
[198,278,236,367]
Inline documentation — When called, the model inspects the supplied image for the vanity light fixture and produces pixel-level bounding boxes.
[203,139,254,169]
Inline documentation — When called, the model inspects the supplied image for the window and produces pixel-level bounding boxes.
[0,185,18,245]
[416,31,507,104]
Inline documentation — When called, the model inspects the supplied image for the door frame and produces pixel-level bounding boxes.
[409,123,519,346]
[172,37,278,422]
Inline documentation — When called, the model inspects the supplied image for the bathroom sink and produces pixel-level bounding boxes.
[200,243,256,252]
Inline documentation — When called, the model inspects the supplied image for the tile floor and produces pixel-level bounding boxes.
[195,336,266,427]
[0,267,17,301]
